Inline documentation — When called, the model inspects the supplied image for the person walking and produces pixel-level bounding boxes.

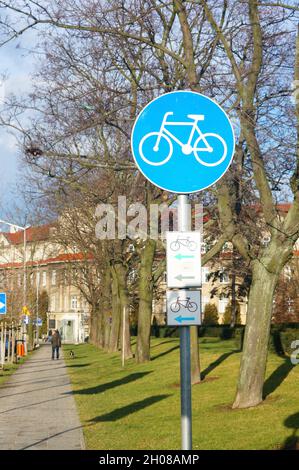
[51,329,62,360]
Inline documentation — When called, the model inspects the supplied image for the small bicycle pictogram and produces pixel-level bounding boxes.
[170,297,198,313]
[139,111,227,167]
[170,236,197,252]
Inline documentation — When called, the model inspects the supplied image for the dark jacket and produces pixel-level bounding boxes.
[51,332,62,348]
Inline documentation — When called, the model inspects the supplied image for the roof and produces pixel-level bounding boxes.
[0,252,93,269]
[2,223,55,246]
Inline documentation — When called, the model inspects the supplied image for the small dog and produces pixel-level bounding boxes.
[69,350,75,359]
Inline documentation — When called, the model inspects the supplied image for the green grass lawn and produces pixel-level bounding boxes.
[0,356,29,386]
[63,338,299,450]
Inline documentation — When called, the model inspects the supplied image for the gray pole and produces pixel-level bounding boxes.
[23,227,27,307]
[177,194,192,450]
[36,264,39,345]
[23,227,27,353]
[122,306,126,368]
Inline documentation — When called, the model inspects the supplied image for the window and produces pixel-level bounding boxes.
[30,272,34,286]
[36,271,40,287]
[71,295,78,310]
[219,270,229,284]
[261,235,271,247]
[284,265,292,280]
[201,243,207,254]
[17,273,22,287]
[51,295,56,312]
[222,242,232,252]
[219,297,229,314]
[202,296,210,311]
[128,269,137,283]
[202,267,210,284]
[42,271,47,287]
[51,270,56,286]
[72,268,78,282]
[49,319,56,329]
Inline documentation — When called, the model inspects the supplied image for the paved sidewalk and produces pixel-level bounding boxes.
[0,344,85,450]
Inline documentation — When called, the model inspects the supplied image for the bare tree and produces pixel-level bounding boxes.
[1,1,299,402]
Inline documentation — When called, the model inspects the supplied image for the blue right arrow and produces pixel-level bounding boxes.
[175,315,195,323]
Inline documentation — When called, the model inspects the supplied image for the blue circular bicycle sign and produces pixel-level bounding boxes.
[131,91,235,193]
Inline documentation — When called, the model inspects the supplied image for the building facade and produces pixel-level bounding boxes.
[0,224,90,343]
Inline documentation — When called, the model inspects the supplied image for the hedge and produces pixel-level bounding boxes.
[130,323,299,357]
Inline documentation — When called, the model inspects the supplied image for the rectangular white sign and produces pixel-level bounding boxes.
[167,290,202,326]
[166,231,201,288]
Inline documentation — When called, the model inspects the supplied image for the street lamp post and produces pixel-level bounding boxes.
[0,219,31,353]
[36,263,39,345]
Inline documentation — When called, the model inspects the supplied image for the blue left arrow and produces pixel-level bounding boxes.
[175,315,195,324]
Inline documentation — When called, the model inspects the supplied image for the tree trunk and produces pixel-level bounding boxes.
[94,311,101,347]
[233,260,279,408]
[89,305,97,345]
[98,304,105,349]
[102,267,112,351]
[114,262,133,359]
[190,326,201,383]
[135,239,156,363]
[109,267,121,352]
[231,273,237,328]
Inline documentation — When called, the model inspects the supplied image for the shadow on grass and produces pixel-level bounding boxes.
[150,339,179,349]
[201,351,237,380]
[66,363,91,368]
[151,346,179,361]
[263,360,295,399]
[69,372,153,395]
[281,412,299,450]
[89,394,171,423]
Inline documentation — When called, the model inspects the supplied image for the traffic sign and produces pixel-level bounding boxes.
[0,292,6,315]
[33,318,43,326]
[131,91,235,193]
[167,290,201,326]
[166,232,201,288]
[0,293,6,315]
[22,306,31,316]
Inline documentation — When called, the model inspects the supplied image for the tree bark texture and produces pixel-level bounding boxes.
[135,239,156,363]
[114,262,133,359]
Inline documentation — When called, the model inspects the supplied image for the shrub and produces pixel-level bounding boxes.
[201,326,222,337]
[223,301,241,325]
[151,326,180,338]
[280,329,299,356]
[203,303,219,325]
[220,326,234,340]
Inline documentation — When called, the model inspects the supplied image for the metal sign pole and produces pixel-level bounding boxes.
[178,194,192,450]
[122,306,126,368]
[131,90,235,451]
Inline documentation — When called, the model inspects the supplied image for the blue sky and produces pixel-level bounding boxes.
[0,28,37,215]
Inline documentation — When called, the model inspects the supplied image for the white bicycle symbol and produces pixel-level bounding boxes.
[139,112,227,167]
